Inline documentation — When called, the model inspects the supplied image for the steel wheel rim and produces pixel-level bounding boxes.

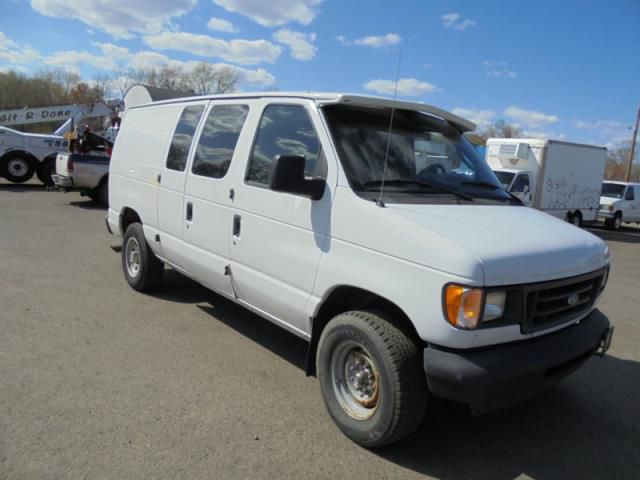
[8,158,28,177]
[331,341,380,420]
[125,237,141,278]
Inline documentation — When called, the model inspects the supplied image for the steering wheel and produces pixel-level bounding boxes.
[418,164,446,176]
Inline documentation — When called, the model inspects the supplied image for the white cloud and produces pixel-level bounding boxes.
[452,108,495,129]
[44,50,119,72]
[523,130,566,140]
[354,33,401,48]
[442,12,477,31]
[213,0,322,27]
[0,31,40,65]
[483,60,516,79]
[504,105,559,127]
[37,41,276,89]
[273,29,317,60]
[30,0,197,39]
[574,119,631,146]
[336,35,351,46]
[423,63,432,69]
[143,32,282,65]
[207,17,239,33]
[364,78,437,97]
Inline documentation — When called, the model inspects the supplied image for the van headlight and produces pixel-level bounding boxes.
[444,285,506,329]
[483,291,507,321]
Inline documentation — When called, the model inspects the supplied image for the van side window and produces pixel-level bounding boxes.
[192,105,249,179]
[625,186,635,201]
[166,105,205,171]
[246,104,325,186]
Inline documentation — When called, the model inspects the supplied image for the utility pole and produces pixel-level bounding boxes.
[624,104,640,182]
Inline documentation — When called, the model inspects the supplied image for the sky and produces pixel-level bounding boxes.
[0,0,639,149]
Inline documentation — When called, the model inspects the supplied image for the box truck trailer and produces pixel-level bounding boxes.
[486,138,607,226]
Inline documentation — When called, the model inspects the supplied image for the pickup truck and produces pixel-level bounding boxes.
[52,126,112,206]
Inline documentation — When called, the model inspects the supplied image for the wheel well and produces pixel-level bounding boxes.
[120,208,141,234]
[305,286,422,376]
[572,210,582,220]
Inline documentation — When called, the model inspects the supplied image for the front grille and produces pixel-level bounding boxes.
[521,268,606,333]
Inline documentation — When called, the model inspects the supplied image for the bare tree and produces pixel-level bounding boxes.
[605,142,634,180]
[478,119,523,140]
[188,62,238,95]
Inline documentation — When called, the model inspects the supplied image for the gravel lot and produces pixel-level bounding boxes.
[1,179,639,480]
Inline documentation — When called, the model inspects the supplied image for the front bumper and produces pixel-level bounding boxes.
[51,174,73,189]
[597,209,615,220]
[423,309,612,414]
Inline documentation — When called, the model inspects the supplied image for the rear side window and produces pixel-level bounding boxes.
[191,105,249,178]
[166,105,205,171]
[626,187,635,201]
[246,104,324,186]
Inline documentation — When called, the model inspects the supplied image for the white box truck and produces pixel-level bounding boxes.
[486,138,607,226]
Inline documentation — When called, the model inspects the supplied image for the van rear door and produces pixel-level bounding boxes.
[157,102,207,268]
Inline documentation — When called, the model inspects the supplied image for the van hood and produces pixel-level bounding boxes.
[385,204,609,285]
[600,196,621,207]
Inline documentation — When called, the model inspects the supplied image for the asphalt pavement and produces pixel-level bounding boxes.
[1,179,639,480]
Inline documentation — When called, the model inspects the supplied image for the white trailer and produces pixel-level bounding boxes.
[486,138,607,226]
[0,101,121,185]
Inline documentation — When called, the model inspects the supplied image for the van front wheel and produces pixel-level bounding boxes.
[122,223,164,291]
[316,311,427,447]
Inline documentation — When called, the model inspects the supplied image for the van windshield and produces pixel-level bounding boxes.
[322,104,512,204]
[494,171,516,189]
[601,182,626,199]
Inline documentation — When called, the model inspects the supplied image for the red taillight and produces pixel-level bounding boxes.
[66,157,74,173]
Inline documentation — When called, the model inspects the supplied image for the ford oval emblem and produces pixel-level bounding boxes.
[567,294,580,306]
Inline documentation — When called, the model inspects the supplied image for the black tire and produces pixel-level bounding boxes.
[122,223,164,292]
[569,212,582,228]
[1,154,35,183]
[97,178,109,207]
[605,213,622,231]
[36,158,56,186]
[316,310,427,448]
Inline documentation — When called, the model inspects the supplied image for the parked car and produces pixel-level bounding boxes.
[486,138,606,226]
[107,92,613,447]
[598,181,640,230]
[52,126,112,205]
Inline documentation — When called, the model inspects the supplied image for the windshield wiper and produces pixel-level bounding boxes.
[361,179,473,201]
[461,180,523,204]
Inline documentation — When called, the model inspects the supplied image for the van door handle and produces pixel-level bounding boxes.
[233,214,241,238]
[186,202,193,222]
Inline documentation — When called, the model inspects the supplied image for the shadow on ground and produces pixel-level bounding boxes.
[376,352,640,479]
[153,271,640,480]
[69,199,106,210]
[588,226,640,244]
[0,183,44,192]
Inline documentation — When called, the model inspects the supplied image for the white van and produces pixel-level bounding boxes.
[598,181,640,230]
[107,93,613,447]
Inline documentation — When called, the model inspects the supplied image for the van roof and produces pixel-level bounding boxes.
[132,91,476,132]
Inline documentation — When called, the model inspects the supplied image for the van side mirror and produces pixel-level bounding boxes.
[269,155,326,200]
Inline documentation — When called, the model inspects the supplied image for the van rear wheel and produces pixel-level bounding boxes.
[122,223,164,291]
[316,310,427,447]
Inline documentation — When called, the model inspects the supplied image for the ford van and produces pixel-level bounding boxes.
[107,93,613,447]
